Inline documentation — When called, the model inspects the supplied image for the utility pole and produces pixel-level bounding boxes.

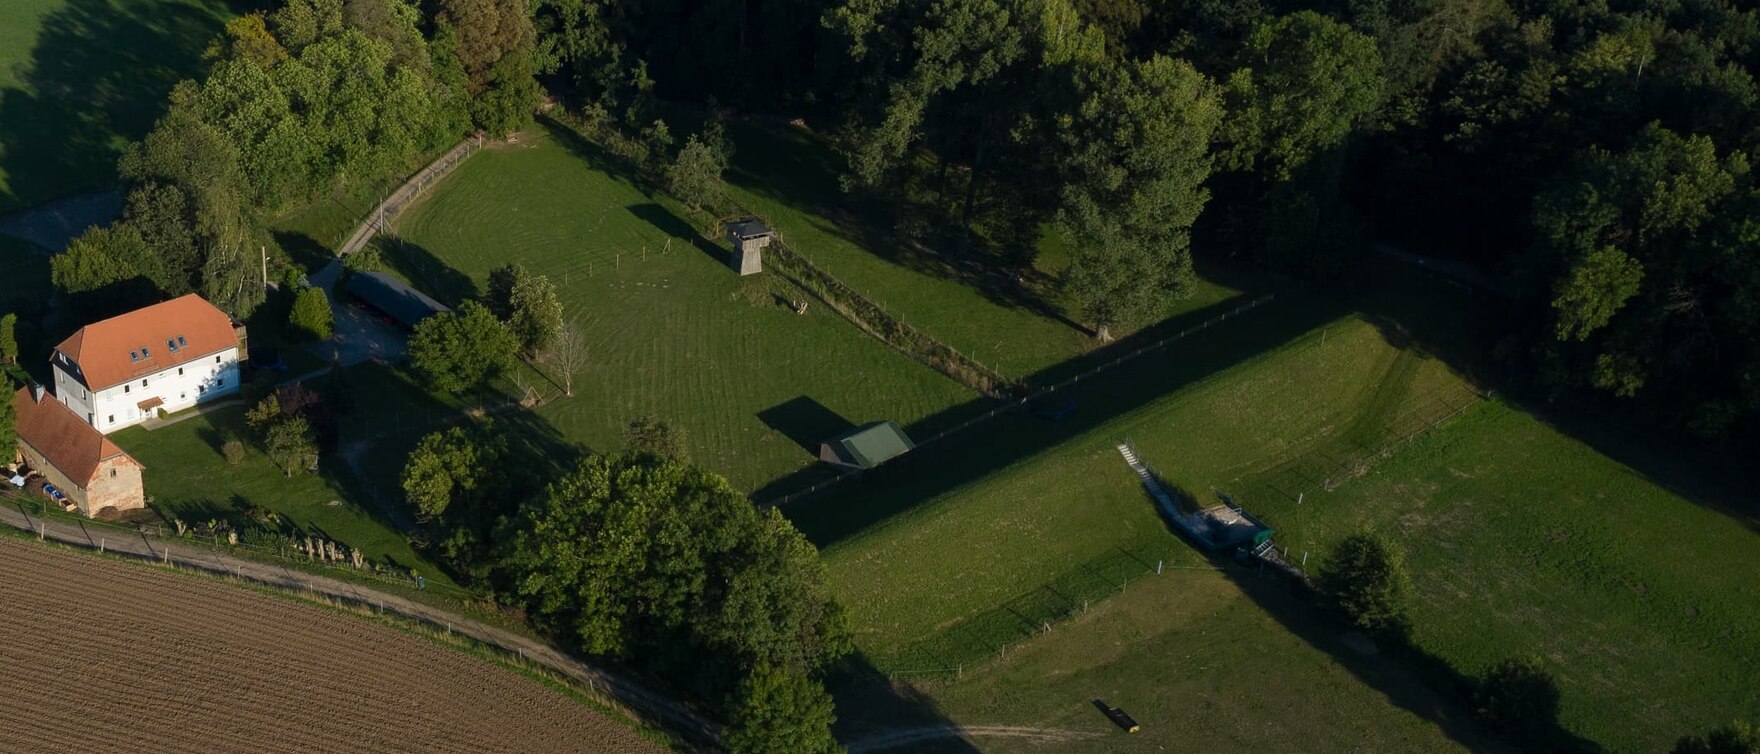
[261,245,268,289]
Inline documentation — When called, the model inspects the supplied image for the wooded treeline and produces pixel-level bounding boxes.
[540,0,1760,440]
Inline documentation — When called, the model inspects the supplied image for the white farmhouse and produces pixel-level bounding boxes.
[50,294,246,433]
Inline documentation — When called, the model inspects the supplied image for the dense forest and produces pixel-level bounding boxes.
[50,0,1760,438]
[536,0,1760,441]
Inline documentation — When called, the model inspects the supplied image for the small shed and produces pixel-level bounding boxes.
[725,218,775,276]
[819,421,915,471]
[345,271,451,329]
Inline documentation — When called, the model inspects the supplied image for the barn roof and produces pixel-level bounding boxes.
[345,272,451,328]
[727,219,774,240]
[824,421,915,469]
[12,387,142,484]
[54,294,240,392]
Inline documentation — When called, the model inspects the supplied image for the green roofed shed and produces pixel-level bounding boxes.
[819,421,915,470]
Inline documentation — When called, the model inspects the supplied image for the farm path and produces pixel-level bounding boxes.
[0,503,717,746]
[846,724,1104,752]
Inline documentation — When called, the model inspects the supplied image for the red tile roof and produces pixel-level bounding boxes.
[55,294,240,392]
[12,387,142,484]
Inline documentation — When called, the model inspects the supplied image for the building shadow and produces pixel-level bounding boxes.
[756,396,854,455]
[623,202,726,265]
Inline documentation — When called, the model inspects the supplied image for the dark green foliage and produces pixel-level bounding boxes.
[0,385,14,455]
[1316,531,1412,633]
[725,665,842,754]
[408,300,518,393]
[623,415,686,460]
[486,263,563,356]
[51,224,167,317]
[402,425,487,519]
[265,415,319,477]
[1473,656,1562,739]
[288,286,334,342]
[1676,721,1759,754]
[0,313,17,365]
[511,453,850,676]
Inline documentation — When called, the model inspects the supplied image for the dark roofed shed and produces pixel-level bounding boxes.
[345,271,451,329]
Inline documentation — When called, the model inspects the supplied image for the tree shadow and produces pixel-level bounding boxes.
[377,236,481,307]
[826,653,981,753]
[272,229,337,276]
[623,202,726,265]
[756,396,854,455]
[0,0,244,211]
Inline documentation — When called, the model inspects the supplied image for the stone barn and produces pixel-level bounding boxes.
[11,386,145,518]
[725,219,775,276]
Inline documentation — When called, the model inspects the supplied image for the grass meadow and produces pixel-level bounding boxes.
[801,264,1760,750]
[110,399,458,589]
[388,123,977,491]
[0,0,237,211]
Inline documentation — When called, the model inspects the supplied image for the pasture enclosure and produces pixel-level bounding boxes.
[389,124,976,491]
[0,535,662,754]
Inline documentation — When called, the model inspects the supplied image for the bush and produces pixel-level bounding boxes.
[1315,531,1412,633]
[288,286,334,341]
[725,665,840,754]
[222,440,246,466]
[1474,656,1562,739]
[1675,721,1758,754]
[624,415,687,460]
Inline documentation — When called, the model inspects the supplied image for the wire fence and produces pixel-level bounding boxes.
[765,240,1017,398]
[873,546,1219,679]
[763,295,1277,507]
[1234,382,1489,508]
[338,135,486,256]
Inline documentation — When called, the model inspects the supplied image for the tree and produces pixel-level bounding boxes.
[265,416,319,477]
[1223,11,1384,179]
[245,395,283,436]
[1676,721,1759,754]
[438,0,536,90]
[469,50,540,134]
[1056,54,1222,339]
[725,665,841,754]
[668,134,728,215]
[402,426,485,520]
[0,313,16,365]
[543,319,588,397]
[288,286,335,341]
[1315,532,1412,633]
[1474,656,1562,739]
[487,264,562,356]
[408,300,519,393]
[52,224,167,316]
[623,416,686,459]
[0,387,15,455]
[511,453,849,671]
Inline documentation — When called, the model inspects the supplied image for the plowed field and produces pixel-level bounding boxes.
[0,537,663,753]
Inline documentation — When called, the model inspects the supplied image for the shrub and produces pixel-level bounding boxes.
[1675,721,1758,754]
[624,415,687,460]
[1315,531,1412,633]
[288,286,334,341]
[725,665,840,754]
[1474,656,1562,739]
[222,440,246,466]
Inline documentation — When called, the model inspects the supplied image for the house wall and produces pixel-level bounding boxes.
[85,457,145,516]
[78,348,241,433]
[52,362,95,425]
[16,440,88,513]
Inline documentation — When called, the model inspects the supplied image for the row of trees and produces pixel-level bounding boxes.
[50,0,542,324]
[402,418,846,752]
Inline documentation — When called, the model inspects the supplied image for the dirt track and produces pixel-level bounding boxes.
[0,537,663,754]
